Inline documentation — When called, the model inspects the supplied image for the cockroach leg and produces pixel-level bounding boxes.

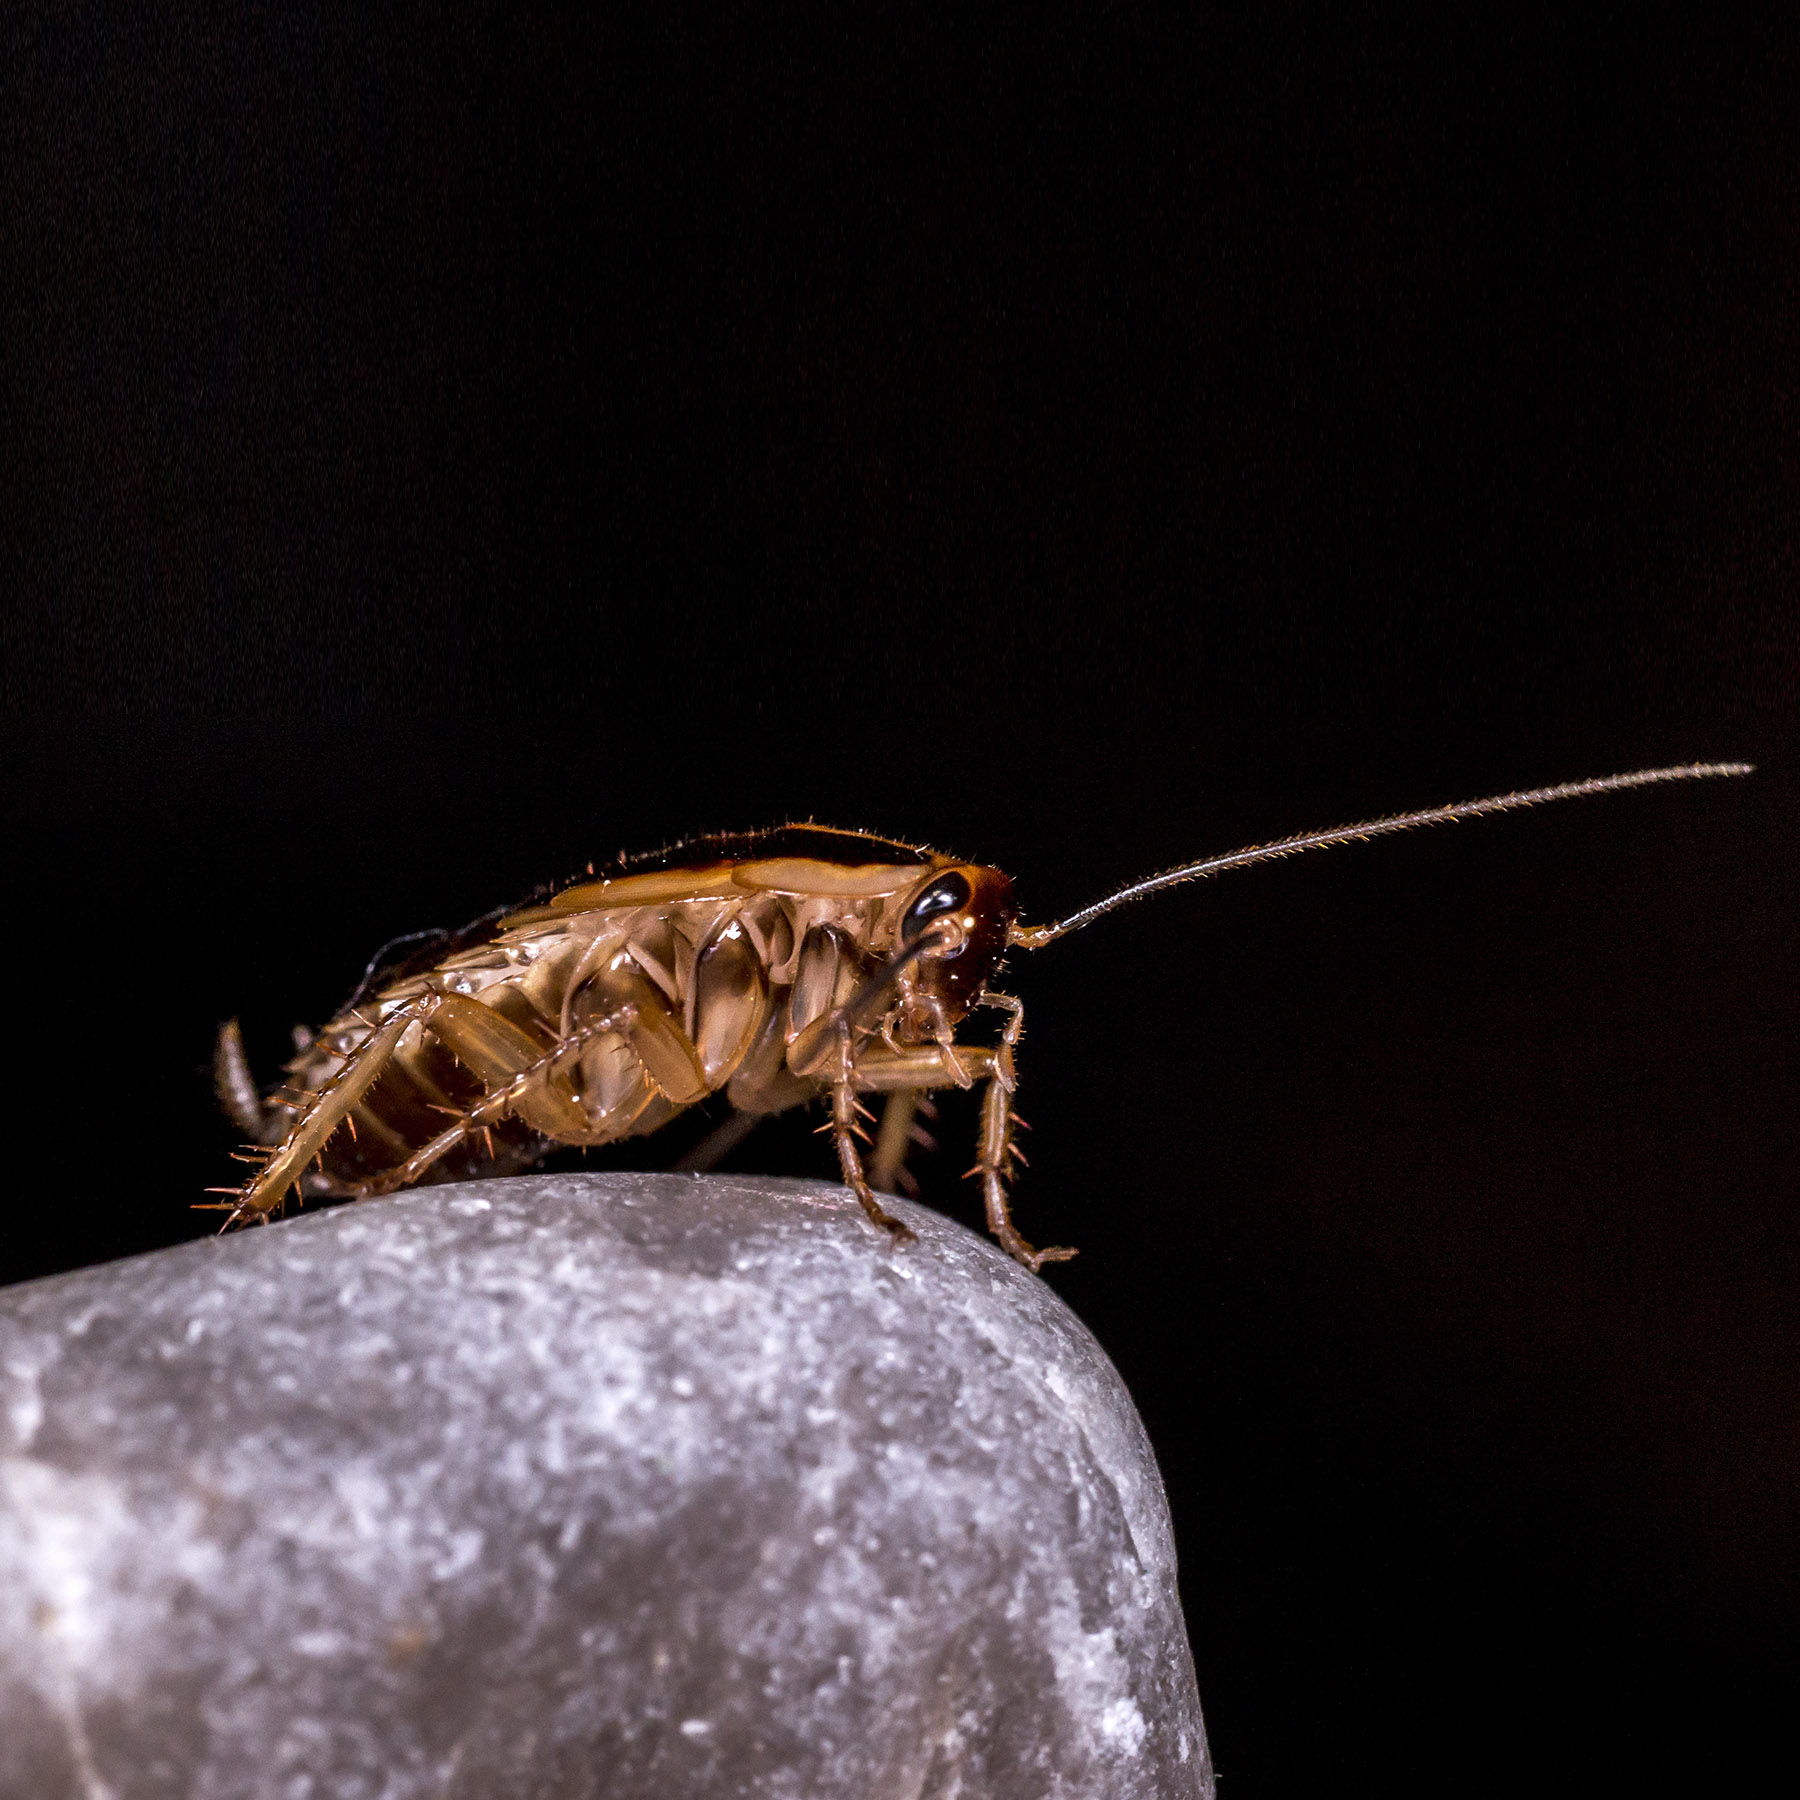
[971,993,1074,1272]
[908,993,971,1088]
[980,989,1025,1092]
[974,1089,1072,1270]
[341,1005,636,1201]
[223,997,440,1227]
[868,1090,920,1195]
[831,1032,914,1247]
[849,1021,1067,1269]
[850,1045,998,1091]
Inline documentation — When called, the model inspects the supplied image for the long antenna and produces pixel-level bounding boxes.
[1010,763,1753,950]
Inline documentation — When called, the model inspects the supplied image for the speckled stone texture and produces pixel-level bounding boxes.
[0,1173,1211,1800]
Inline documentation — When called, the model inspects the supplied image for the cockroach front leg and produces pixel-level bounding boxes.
[973,992,1075,1272]
[827,1025,916,1248]
[848,1017,1072,1272]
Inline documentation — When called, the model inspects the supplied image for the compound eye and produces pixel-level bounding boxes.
[901,872,972,946]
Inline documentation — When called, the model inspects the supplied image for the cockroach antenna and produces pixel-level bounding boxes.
[1008,763,1753,950]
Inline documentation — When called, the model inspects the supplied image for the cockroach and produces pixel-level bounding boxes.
[212,763,1749,1270]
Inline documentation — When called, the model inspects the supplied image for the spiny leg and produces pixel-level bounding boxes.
[203,998,438,1227]
[828,1026,915,1246]
[971,992,1074,1272]
[847,1019,1071,1271]
[343,1005,636,1200]
[912,993,971,1088]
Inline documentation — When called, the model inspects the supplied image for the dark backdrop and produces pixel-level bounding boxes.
[4,9,1795,1795]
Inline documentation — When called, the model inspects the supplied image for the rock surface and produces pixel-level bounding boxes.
[0,1173,1212,1799]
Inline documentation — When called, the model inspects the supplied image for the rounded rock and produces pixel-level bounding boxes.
[0,1173,1213,1799]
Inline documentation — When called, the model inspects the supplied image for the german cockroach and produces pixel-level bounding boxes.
[212,763,1749,1270]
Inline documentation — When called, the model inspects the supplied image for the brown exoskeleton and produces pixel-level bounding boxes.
[213,764,1749,1270]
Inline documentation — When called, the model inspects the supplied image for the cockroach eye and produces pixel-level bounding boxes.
[901,873,972,946]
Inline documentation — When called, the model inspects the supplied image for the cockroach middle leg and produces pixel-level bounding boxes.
[972,993,1074,1272]
[869,1090,920,1195]
[868,1092,939,1197]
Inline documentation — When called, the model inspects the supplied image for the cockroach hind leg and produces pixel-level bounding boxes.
[335,1002,636,1206]
[200,1184,288,1231]
[224,997,435,1225]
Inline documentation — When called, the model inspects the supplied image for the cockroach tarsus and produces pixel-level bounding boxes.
[212,764,1749,1271]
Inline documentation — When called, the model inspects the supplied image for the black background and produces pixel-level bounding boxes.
[4,8,1796,1795]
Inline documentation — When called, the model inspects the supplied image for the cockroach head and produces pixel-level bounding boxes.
[897,863,1018,1025]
